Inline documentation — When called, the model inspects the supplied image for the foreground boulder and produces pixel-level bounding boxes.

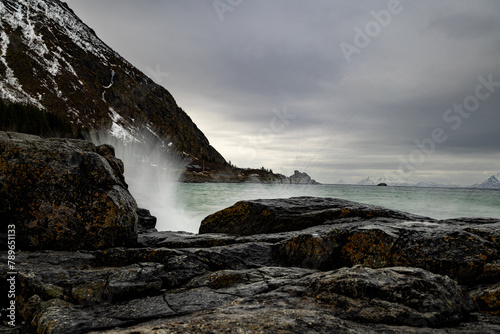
[305,266,475,327]
[200,197,499,285]
[199,196,431,235]
[0,132,137,250]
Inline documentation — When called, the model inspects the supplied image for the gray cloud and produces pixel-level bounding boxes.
[65,0,500,185]
[428,12,500,40]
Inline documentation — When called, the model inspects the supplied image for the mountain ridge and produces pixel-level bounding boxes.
[0,0,225,164]
[472,173,500,189]
[357,174,500,189]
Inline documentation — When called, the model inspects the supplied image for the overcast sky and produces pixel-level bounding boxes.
[65,0,500,185]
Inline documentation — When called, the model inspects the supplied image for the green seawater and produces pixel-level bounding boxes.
[154,183,500,233]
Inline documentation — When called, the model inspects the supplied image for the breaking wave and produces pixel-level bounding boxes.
[89,129,191,231]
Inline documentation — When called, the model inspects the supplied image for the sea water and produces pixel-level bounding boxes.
[173,183,500,233]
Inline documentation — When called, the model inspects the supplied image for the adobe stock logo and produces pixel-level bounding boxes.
[339,0,407,64]
[239,106,296,160]
[213,0,244,22]
[398,74,500,177]
[144,64,170,85]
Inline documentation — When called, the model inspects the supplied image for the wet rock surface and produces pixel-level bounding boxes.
[199,196,431,235]
[1,196,500,333]
[0,132,137,251]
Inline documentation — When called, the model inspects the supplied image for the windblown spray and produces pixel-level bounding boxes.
[89,129,190,231]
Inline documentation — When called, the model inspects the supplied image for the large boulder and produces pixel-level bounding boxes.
[273,218,500,285]
[198,197,500,285]
[303,266,476,327]
[199,196,430,235]
[0,132,137,250]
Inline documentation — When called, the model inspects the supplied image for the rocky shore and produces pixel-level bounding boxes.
[1,133,499,333]
[181,166,320,185]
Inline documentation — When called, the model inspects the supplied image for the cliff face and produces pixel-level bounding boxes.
[182,167,319,184]
[0,0,225,164]
[0,131,138,250]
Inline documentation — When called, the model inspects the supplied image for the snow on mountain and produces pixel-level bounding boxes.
[0,0,226,164]
[472,173,500,189]
[0,0,108,106]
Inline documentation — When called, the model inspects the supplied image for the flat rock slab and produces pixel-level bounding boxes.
[90,266,482,334]
[197,197,499,285]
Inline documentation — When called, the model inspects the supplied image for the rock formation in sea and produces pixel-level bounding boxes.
[289,170,320,184]
[1,134,500,333]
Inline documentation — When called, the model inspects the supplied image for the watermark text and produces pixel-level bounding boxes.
[340,0,406,64]
[6,224,16,327]
[398,74,499,176]
[240,106,296,160]
[213,0,244,21]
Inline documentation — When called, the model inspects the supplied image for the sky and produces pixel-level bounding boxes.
[64,0,500,185]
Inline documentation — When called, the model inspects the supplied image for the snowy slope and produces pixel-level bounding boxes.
[0,0,225,164]
[0,0,111,108]
[473,173,500,189]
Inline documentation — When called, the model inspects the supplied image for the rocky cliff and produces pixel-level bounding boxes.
[182,166,319,184]
[0,0,225,164]
[289,170,319,184]
[0,131,137,250]
[1,135,500,333]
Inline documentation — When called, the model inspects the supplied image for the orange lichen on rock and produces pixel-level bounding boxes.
[0,132,137,250]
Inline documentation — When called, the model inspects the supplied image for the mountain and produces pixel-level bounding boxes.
[0,0,225,164]
[472,173,500,189]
